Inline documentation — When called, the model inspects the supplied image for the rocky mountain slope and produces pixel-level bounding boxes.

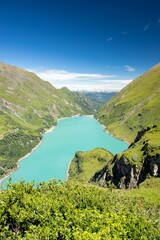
[96,64,160,142]
[0,62,95,178]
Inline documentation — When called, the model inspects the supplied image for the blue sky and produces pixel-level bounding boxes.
[0,0,160,91]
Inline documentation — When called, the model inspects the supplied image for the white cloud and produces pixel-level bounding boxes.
[33,69,115,82]
[29,68,133,92]
[49,80,132,92]
[106,37,113,42]
[124,65,135,72]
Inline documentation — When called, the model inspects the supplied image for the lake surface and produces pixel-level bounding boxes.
[2,116,128,187]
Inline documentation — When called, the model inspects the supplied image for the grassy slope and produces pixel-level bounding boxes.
[0,63,95,136]
[0,62,95,178]
[68,148,113,183]
[119,125,160,167]
[118,177,160,206]
[96,64,160,143]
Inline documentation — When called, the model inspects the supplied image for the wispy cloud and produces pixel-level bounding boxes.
[106,37,113,42]
[124,65,136,72]
[106,65,136,73]
[32,69,116,82]
[55,80,132,92]
[29,68,133,92]
[143,23,151,31]
[158,18,160,25]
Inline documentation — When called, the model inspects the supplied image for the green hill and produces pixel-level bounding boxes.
[0,62,95,178]
[96,64,160,143]
[68,148,113,183]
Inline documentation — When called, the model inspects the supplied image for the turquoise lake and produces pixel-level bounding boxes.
[2,116,128,187]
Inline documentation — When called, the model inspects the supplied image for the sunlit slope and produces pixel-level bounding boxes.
[0,62,95,136]
[96,64,160,142]
[68,148,113,183]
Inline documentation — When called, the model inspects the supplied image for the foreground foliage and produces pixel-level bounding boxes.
[0,180,160,239]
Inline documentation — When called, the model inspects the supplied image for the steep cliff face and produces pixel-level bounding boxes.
[90,126,160,189]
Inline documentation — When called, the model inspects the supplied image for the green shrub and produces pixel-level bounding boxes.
[0,180,159,239]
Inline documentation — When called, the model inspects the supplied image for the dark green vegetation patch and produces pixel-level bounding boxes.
[0,131,39,176]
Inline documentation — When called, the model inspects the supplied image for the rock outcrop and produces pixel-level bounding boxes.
[90,126,160,189]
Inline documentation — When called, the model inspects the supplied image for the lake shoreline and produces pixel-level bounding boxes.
[0,140,42,188]
[0,114,94,187]
[66,161,71,181]
[104,128,130,145]
[0,123,57,187]
[66,117,129,181]
[1,115,128,187]
[97,119,130,145]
